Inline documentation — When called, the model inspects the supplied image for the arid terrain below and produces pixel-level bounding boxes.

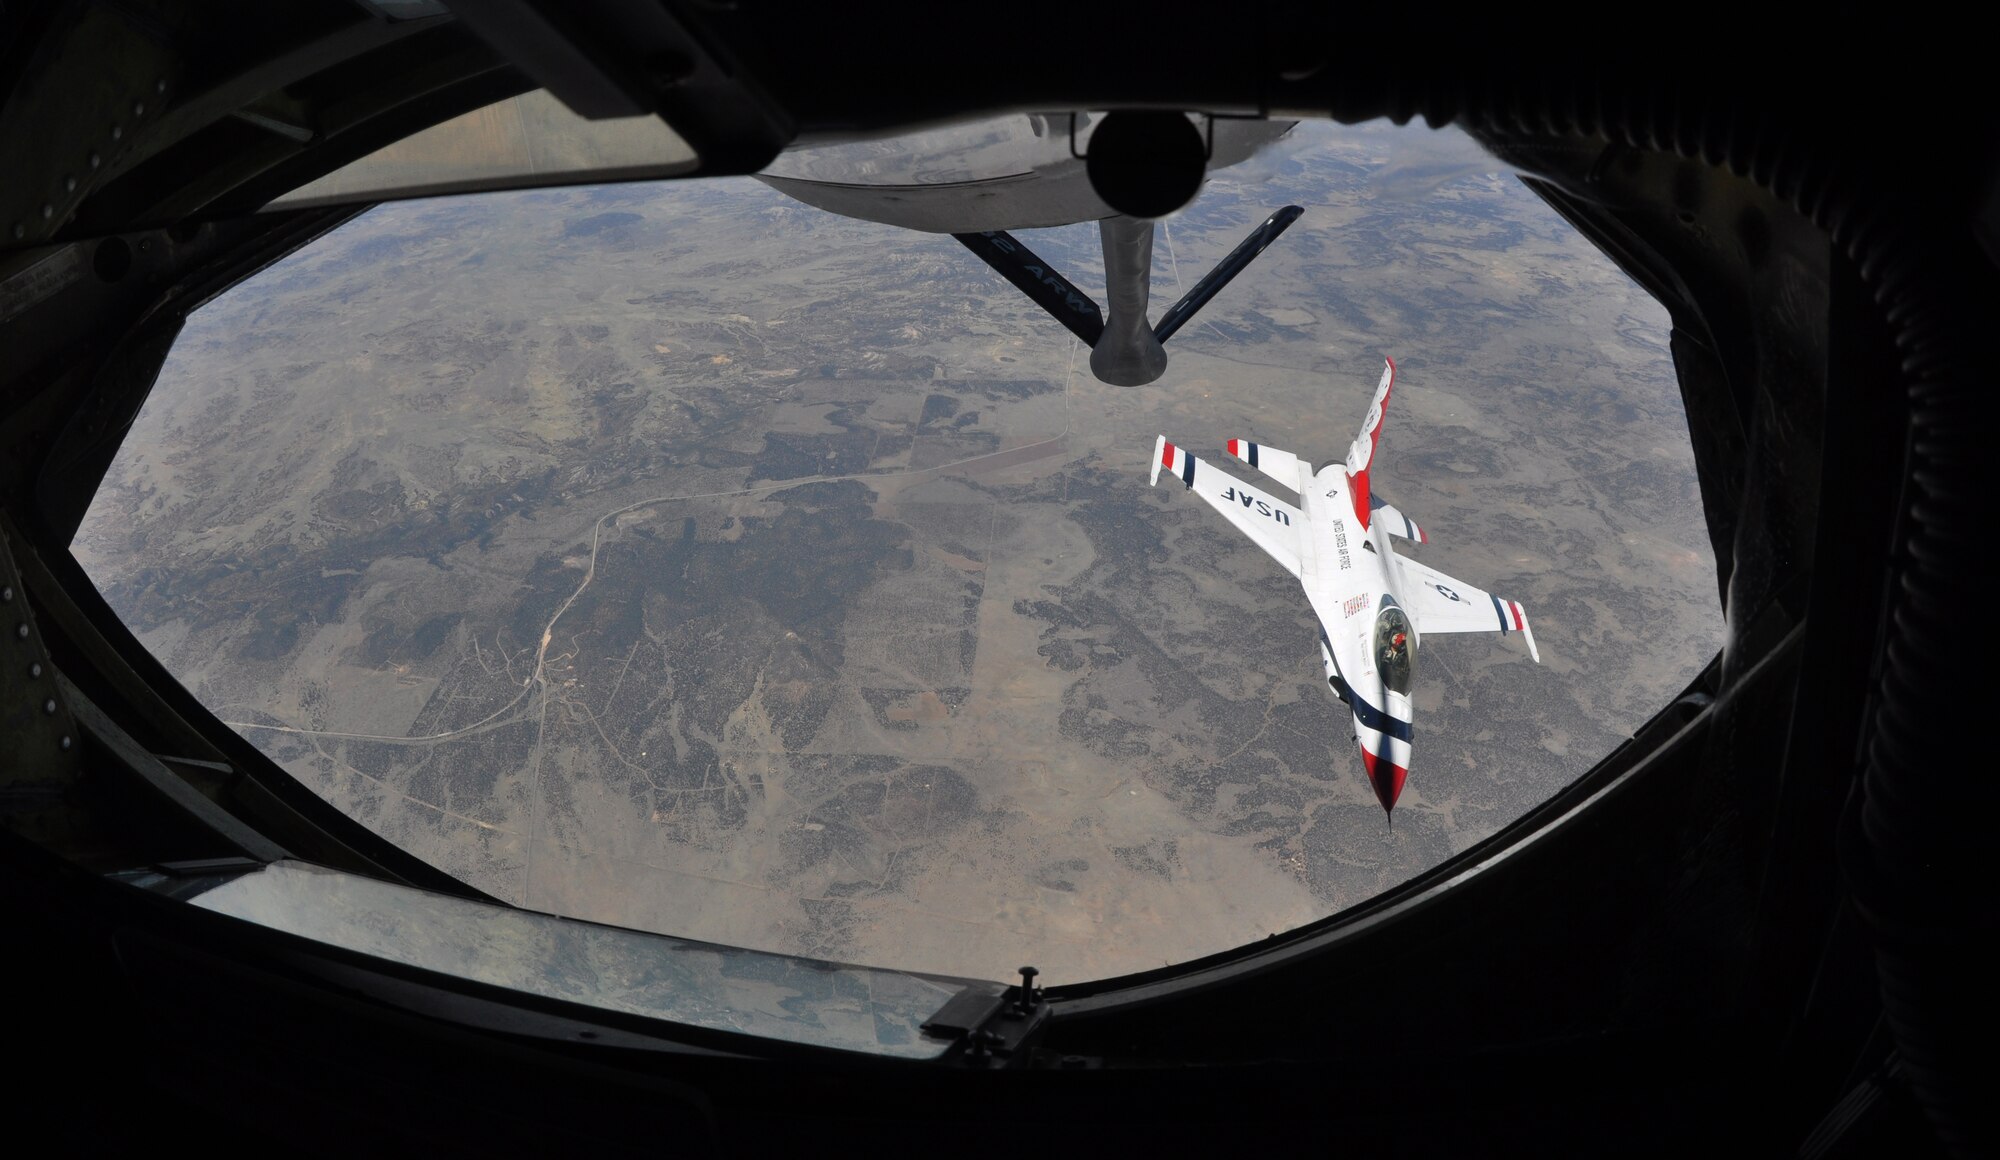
[75,120,1722,983]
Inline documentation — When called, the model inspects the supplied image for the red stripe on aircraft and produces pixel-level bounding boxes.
[1509,601,1524,631]
[1227,438,1240,457]
[1162,442,1175,468]
[1358,743,1409,812]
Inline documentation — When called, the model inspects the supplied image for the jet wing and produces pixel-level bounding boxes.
[1393,554,1540,661]
[1152,436,1302,579]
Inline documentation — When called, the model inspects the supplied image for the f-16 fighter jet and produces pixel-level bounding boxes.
[1151,358,1541,818]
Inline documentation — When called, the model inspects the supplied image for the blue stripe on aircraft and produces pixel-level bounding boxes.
[1490,593,1508,633]
[1351,688,1414,743]
[1181,454,1196,489]
[1249,442,1259,469]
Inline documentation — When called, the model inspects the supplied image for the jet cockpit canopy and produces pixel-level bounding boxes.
[1374,603,1415,696]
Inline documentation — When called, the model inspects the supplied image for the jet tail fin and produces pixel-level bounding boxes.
[1344,358,1396,476]
[1152,205,1304,343]
[1343,357,1396,527]
[953,230,1105,347]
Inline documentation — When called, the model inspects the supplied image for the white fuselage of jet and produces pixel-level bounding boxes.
[1296,463,1418,795]
[1152,358,1539,816]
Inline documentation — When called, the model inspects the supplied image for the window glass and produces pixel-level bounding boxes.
[76,119,1722,983]
[267,90,698,211]
[156,859,971,1057]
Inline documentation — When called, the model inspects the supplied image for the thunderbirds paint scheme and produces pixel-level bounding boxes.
[1151,358,1540,818]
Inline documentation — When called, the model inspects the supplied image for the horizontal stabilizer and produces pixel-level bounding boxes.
[953,230,1105,347]
[1517,604,1541,664]
[1369,495,1427,543]
[1225,438,1305,494]
[1153,205,1303,343]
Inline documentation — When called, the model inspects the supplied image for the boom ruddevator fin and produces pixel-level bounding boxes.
[952,229,1105,347]
[1152,205,1303,342]
[957,206,1303,369]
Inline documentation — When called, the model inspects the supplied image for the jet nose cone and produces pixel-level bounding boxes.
[1359,746,1408,817]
